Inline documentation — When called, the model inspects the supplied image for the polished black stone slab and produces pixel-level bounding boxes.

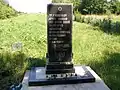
[46,68,75,74]
[46,63,73,69]
[28,66,95,86]
[47,4,73,62]
[46,4,75,75]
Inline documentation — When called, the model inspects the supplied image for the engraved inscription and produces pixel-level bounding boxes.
[47,4,72,62]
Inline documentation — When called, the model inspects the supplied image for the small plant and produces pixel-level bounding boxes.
[74,12,82,22]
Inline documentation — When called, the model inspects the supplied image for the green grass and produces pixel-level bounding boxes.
[112,15,120,22]
[0,14,47,57]
[73,23,120,90]
[0,14,120,90]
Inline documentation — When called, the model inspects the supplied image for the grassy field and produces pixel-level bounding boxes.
[0,14,120,90]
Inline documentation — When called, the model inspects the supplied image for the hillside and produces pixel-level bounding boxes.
[0,14,120,90]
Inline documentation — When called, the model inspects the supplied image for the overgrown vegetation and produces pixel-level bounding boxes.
[0,14,47,90]
[79,0,120,14]
[75,14,120,34]
[0,0,119,90]
[0,51,27,89]
[0,0,17,19]
[0,14,120,90]
[52,0,120,15]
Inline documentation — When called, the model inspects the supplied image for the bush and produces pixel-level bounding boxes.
[74,15,120,34]
[74,12,81,22]
[0,50,46,90]
[0,0,17,19]
[0,51,27,90]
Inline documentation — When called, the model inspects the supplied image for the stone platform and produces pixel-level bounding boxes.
[21,66,110,90]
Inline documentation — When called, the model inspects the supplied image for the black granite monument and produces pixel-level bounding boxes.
[28,3,95,86]
[46,4,75,77]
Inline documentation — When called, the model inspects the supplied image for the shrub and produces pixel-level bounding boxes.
[0,0,17,19]
[0,50,46,90]
[74,15,120,34]
[115,22,120,33]
[74,13,81,22]
[0,51,27,90]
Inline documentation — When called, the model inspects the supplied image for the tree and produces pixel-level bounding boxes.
[109,0,120,14]
[79,0,108,14]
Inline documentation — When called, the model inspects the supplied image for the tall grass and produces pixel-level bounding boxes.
[75,14,120,34]
[0,14,120,90]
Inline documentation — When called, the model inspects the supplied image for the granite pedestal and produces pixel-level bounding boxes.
[21,66,110,90]
[28,66,95,86]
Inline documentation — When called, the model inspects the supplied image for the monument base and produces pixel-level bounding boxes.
[28,66,95,86]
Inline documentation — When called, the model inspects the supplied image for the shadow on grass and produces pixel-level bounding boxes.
[0,51,27,90]
[1,51,120,90]
[27,57,46,70]
[75,14,120,35]
[88,52,120,90]
[0,51,46,90]
[99,21,120,35]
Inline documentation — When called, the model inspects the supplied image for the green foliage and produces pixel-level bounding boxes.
[0,14,47,90]
[27,57,46,69]
[72,0,81,12]
[52,0,120,15]
[79,0,108,14]
[52,0,81,13]
[0,51,27,90]
[71,0,120,15]
[74,12,81,22]
[0,0,17,19]
[116,2,120,14]
[74,14,120,33]
[109,1,120,14]
[1,14,120,90]
[73,22,120,90]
